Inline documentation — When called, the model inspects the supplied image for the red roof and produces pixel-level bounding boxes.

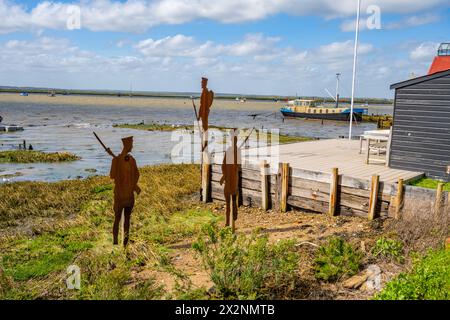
[428,56,450,75]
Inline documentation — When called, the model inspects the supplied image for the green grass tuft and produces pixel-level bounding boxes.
[375,249,450,300]
[314,237,362,282]
[409,177,450,191]
[192,222,299,299]
[372,237,404,263]
[0,150,80,163]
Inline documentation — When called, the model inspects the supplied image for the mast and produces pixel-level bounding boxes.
[349,0,361,140]
[335,73,341,108]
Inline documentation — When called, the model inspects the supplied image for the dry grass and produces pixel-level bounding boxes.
[0,164,206,299]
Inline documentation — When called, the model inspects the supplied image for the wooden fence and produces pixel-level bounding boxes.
[203,162,449,220]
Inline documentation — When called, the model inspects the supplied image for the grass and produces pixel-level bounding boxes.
[114,122,313,145]
[372,237,404,263]
[0,150,80,163]
[0,162,445,300]
[375,249,450,300]
[0,164,223,299]
[2,227,94,281]
[192,223,299,299]
[113,122,193,132]
[409,177,450,191]
[314,237,362,282]
[362,114,392,129]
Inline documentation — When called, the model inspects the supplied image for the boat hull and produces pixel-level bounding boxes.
[281,110,364,122]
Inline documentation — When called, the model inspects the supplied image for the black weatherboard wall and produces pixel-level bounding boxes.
[390,69,450,182]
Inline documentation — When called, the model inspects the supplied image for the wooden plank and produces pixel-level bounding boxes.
[240,179,261,192]
[340,192,369,212]
[289,185,329,202]
[281,163,289,213]
[202,163,211,203]
[329,168,338,216]
[339,206,369,218]
[261,160,269,211]
[287,195,328,213]
[211,185,262,207]
[274,163,282,212]
[290,176,329,193]
[368,175,380,220]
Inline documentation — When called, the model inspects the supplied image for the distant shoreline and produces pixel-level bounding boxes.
[0,92,393,112]
[0,88,394,105]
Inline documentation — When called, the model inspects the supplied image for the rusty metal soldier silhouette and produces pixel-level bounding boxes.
[108,136,141,246]
[192,77,214,201]
[198,77,214,134]
[220,129,241,232]
[197,77,214,165]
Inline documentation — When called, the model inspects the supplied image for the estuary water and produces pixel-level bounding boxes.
[0,100,390,182]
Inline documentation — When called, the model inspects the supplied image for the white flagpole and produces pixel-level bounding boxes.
[349,0,362,140]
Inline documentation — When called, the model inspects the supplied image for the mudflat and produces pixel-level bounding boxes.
[0,93,277,111]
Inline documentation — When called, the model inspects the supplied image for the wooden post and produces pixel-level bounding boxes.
[434,182,444,215]
[281,163,289,213]
[274,164,281,212]
[395,178,404,220]
[260,160,269,211]
[201,163,211,203]
[329,168,339,216]
[368,174,380,220]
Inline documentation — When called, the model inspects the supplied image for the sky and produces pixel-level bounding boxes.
[0,0,449,98]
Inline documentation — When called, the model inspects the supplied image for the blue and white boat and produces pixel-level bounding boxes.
[280,99,368,121]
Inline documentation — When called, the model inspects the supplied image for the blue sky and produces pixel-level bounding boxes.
[0,0,449,98]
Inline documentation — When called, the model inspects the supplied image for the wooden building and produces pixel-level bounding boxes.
[389,63,450,181]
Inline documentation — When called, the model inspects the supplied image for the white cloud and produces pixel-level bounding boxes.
[0,0,448,34]
[0,34,439,98]
[340,18,369,32]
[135,33,281,62]
[410,42,439,61]
[386,13,440,30]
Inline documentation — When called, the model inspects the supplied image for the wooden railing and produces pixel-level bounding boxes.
[204,162,449,220]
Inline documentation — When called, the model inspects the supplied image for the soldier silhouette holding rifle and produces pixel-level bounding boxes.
[94,133,141,246]
[220,129,241,231]
[198,77,214,134]
[192,77,214,201]
[194,77,214,162]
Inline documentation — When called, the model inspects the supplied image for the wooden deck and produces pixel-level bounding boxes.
[245,139,423,184]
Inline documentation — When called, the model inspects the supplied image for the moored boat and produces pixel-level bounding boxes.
[280,99,368,121]
[0,125,24,132]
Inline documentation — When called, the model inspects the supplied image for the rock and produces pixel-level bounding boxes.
[342,273,369,289]
[343,265,382,290]
[207,286,216,296]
